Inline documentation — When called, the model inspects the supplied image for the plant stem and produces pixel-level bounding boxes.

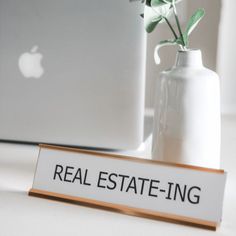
[163,17,178,40]
[172,1,187,50]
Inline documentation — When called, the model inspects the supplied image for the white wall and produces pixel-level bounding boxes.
[145,0,222,109]
[217,0,236,114]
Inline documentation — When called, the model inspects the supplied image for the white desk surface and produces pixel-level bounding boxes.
[0,115,236,236]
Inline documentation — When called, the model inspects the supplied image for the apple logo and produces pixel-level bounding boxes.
[18,45,44,79]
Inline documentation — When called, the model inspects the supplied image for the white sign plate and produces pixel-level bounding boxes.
[29,144,227,230]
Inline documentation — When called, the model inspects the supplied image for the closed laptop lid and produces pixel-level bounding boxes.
[0,0,146,149]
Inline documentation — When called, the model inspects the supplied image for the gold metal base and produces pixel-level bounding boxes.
[29,188,218,231]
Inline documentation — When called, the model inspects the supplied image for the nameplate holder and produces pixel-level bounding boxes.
[29,144,227,230]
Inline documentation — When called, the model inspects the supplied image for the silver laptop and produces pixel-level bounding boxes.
[0,0,146,150]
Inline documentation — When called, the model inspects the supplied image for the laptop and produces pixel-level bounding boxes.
[0,0,146,150]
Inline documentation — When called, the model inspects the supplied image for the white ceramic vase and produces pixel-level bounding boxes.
[152,49,221,169]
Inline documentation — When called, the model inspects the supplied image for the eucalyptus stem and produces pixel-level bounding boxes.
[172,1,187,50]
[163,17,178,40]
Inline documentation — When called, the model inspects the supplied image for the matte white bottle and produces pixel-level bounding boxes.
[152,50,221,169]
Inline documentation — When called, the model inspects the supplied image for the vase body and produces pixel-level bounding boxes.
[152,50,221,169]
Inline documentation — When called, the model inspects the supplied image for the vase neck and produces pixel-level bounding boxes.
[175,50,203,67]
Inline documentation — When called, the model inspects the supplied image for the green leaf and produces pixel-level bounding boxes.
[185,8,205,36]
[150,0,166,7]
[154,40,177,64]
[146,17,163,33]
[145,0,152,7]
[151,0,183,7]
[144,3,173,33]
[183,33,188,46]
[144,6,163,33]
[176,33,189,47]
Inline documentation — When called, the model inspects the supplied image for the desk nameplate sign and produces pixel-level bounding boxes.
[29,144,227,230]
